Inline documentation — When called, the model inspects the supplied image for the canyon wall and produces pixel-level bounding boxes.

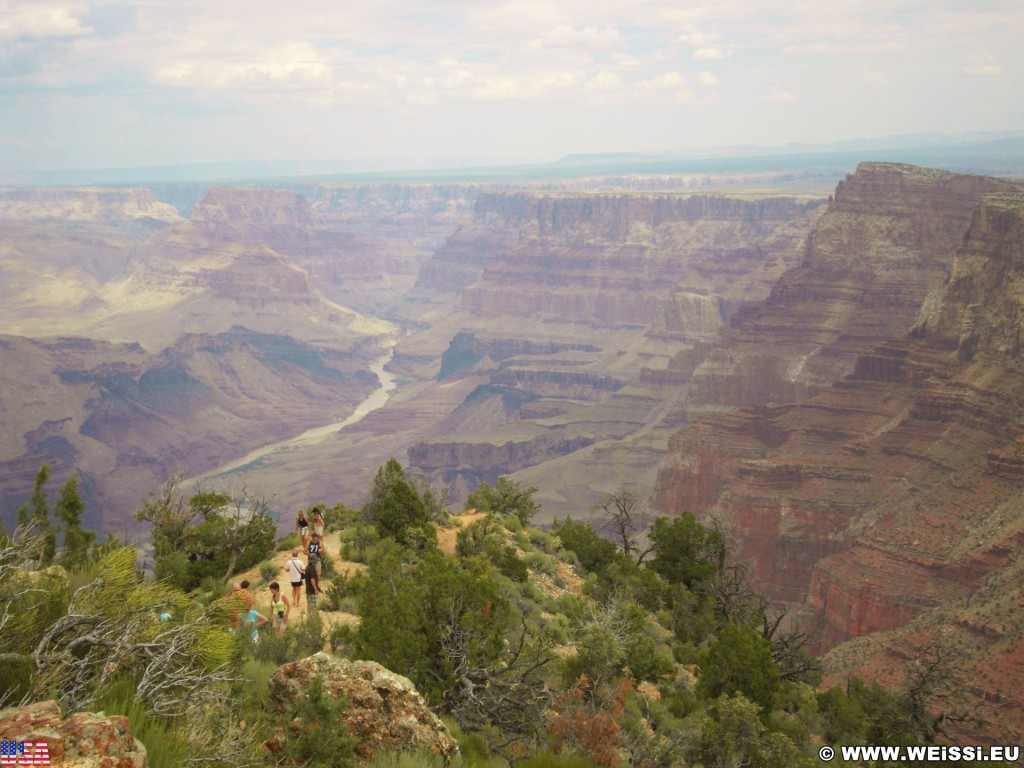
[653,172,1024,741]
[403,190,827,510]
[687,163,1020,408]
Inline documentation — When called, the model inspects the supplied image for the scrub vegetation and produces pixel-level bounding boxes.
[0,461,987,767]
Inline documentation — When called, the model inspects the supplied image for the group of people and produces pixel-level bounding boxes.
[228,507,327,641]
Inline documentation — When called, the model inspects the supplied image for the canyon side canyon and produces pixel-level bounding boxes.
[1,161,1022,741]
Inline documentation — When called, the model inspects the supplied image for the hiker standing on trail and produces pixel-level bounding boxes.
[285,549,306,607]
[304,560,321,611]
[307,532,323,578]
[237,580,256,608]
[311,506,326,537]
[296,510,310,549]
[268,582,291,635]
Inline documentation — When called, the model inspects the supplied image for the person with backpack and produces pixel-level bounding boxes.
[284,549,306,608]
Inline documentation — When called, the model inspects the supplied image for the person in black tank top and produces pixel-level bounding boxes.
[308,533,323,578]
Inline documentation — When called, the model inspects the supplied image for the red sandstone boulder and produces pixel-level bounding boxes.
[268,653,458,764]
[0,700,147,767]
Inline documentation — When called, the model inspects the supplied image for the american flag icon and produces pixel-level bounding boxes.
[0,740,50,766]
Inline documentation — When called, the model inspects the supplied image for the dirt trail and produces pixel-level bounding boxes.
[235,511,486,631]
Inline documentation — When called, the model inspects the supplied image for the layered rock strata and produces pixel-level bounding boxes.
[654,183,1024,741]
[405,191,826,508]
[687,163,1020,408]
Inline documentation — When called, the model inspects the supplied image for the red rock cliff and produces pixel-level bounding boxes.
[654,183,1024,742]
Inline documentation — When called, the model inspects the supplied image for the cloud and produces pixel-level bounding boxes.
[781,42,833,55]
[534,24,623,51]
[963,64,1001,75]
[0,3,92,39]
[962,54,1002,76]
[155,39,336,105]
[692,47,729,60]
[584,70,624,91]
[4,0,1024,172]
[674,29,720,47]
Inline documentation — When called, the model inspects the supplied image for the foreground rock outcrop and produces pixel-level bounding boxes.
[268,653,458,764]
[0,700,147,767]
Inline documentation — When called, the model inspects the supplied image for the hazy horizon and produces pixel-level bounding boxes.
[2,0,1022,176]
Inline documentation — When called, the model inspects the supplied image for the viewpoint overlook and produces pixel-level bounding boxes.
[2,155,1024,744]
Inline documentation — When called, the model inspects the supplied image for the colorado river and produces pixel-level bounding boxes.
[184,348,398,487]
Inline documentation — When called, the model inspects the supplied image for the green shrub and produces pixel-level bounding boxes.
[276,533,301,552]
[320,550,337,579]
[199,574,225,600]
[322,572,366,611]
[258,559,278,583]
[524,550,556,576]
[253,613,326,665]
[552,517,617,576]
[495,545,529,582]
[276,674,356,767]
[365,749,451,768]
[154,550,189,591]
[503,515,525,533]
[444,718,505,768]
[323,502,359,533]
[528,527,556,553]
[342,525,380,563]
[517,752,601,768]
[328,622,356,654]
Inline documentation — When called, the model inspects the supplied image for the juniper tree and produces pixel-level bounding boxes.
[465,476,540,525]
[17,465,56,566]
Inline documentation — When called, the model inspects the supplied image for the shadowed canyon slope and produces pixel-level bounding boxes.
[653,166,1024,741]
[0,186,414,530]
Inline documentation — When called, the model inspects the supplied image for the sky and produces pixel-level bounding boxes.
[1,0,1022,173]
